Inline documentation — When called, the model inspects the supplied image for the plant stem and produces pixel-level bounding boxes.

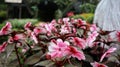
[26,43,33,54]
[68,59,75,66]
[15,44,22,67]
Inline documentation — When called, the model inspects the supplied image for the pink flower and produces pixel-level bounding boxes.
[31,32,38,44]
[71,18,78,23]
[90,24,99,32]
[73,28,77,34]
[48,39,69,59]
[72,37,86,49]
[77,19,86,27]
[100,47,117,62]
[44,24,51,36]
[91,62,108,67]
[39,22,46,27]
[67,46,85,60]
[60,25,71,34]
[33,27,46,35]
[86,31,99,47]
[25,29,32,37]
[116,31,120,42]
[51,20,57,25]
[44,22,57,36]
[24,22,31,30]
[8,34,25,43]
[63,18,70,23]
[0,42,7,53]
[67,11,74,17]
[58,19,63,24]
[60,18,73,34]
[0,22,12,35]
[108,31,120,42]
[13,34,25,41]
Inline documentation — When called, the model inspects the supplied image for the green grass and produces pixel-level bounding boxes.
[4,19,39,30]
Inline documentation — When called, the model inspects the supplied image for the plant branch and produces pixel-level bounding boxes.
[14,44,22,67]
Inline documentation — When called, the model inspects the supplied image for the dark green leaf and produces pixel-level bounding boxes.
[85,54,94,62]
[34,60,55,67]
[108,56,119,63]
[25,51,43,65]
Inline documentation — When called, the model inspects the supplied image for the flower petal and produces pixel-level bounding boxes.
[0,22,12,35]
[91,62,108,67]
[0,42,7,53]
[100,47,117,62]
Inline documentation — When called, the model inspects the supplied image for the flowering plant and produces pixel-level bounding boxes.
[0,18,120,67]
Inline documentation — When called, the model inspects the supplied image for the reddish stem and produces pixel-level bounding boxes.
[15,44,23,67]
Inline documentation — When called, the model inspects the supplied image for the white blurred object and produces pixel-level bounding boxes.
[5,0,22,3]
[94,0,120,31]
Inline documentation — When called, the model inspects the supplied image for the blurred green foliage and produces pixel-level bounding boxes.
[80,0,100,5]
[0,0,7,22]
[72,13,94,24]
[0,11,7,18]
[2,19,38,30]
[0,4,7,10]
[0,0,99,20]
[79,3,96,13]
[80,13,94,19]
[71,14,85,20]
[86,15,94,24]
[0,0,99,22]
[54,0,77,18]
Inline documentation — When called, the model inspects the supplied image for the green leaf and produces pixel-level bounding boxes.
[32,46,42,51]
[108,56,119,63]
[116,50,120,55]
[64,63,76,67]
[106,62,118,67]
[77,29,84,37]
[6,51,18,67]
[34,60,55,67]
[8,59,19,67]
[0,44,15,67]
[85,54,94,62]
[65,58,82,67]
[25,51,43,65]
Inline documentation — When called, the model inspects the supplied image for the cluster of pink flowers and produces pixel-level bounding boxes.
[48,39,85,60]
[0,18,119,67]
